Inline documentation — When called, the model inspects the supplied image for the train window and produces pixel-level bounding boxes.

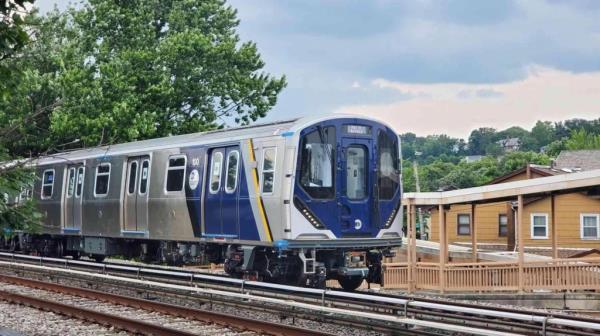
[94,163,111,197]
[166,155,186,192]
[346,146,367,200]
[209,152,223,194]
[139,160,150,194]
[378,130,399,200]
[298,126,335,199]
[261,148,276,194]
[128,161,138,194]
[41,169,55,199]
[76,167,85,198]
[225,150,239,193]
[67,168,76,198]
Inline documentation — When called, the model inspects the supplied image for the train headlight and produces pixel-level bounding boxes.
[293,197,325,229]
[383,204,400,229]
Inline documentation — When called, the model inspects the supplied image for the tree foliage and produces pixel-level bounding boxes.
[0,0,40,232]
[3,0,287,156]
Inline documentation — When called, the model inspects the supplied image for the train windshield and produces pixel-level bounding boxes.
[299,126,335,199]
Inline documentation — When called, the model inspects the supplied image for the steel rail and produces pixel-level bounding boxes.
[0,289,198,336]
[0,274,328,336]
[2,251,600,335]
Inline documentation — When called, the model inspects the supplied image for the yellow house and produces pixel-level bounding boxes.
[429,153,600,256]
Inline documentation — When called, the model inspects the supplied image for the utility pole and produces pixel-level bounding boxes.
[413,152,424,239]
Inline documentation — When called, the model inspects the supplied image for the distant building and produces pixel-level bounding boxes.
[553,150,600,172]
[496,137,521,152]
[463,155,484,163]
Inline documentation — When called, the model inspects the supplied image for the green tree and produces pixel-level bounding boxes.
[5,0,286,154]
[1,0,41,232]
[530,120,555,150]
[468,127,496,155]
[565,129,600,150]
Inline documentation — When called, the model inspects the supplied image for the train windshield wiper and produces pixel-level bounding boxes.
[316,125,333,172]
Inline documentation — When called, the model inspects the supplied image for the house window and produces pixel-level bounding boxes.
[498,214,508,237]
[457,214,471,235]
[165,156,186,192]
[261,147,276,194]
[94,163,111,197]
[531,213,548,239]
[581,214,600,240]
[41,169,55,199]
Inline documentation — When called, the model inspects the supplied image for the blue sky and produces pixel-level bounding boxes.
[37,1,600,138]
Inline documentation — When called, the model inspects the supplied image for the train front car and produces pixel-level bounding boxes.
[238,116,403,290]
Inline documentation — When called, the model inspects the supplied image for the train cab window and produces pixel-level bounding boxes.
[139,160,150,194]
[378,130,399,200]
[346,146,367,199]
[94,163,111,197]
[209,152,223,194]
[41,169,55,199]
[67,168,76,198]
[128,161,138,194]
[76,167,85,198]
[298,126,335,199]
[261,148,276,194]
[166,156,186,192]
[225,150,239,193]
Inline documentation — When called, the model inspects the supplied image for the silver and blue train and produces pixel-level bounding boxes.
[2,115,402,290]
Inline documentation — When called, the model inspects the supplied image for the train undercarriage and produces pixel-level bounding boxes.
[0,233,394,291]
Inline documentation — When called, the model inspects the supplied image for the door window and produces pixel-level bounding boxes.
[128,161,138,194]
[166,156,186,192]
[225,150,239,193]
[67,168,76,198]
[261,148,276,194]
[298,126,336,199]
[139,160,149,194]
[76,167,84,198]
[346,146,367,200]
[209,152,223,194]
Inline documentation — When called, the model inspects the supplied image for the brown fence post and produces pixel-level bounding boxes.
[471,203,477,262]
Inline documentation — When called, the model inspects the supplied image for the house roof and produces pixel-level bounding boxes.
[486,164,565,185]
[496,138,520,147]
[554,150,600,172]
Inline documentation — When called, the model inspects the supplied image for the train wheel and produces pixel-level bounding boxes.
[92,254,106,263]
[338,276,364,291]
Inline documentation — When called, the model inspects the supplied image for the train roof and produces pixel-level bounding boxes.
[24,114,396,166]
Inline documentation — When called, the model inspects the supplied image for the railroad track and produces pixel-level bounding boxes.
[1,251,600,335]
[0,274,325,336]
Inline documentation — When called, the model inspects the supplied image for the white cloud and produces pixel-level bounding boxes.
[336,66,600,138]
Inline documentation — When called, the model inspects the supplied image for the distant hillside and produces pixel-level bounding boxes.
[401,117,600,192]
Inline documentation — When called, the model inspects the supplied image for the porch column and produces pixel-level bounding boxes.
[409,203,417,292]
[471,203,477,262]
[551,194,558,259]
[439,204,447,293]
[406,200,414,293]
[517,195,525,293]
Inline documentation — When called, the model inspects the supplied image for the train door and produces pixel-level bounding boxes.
[64,165,84,231]
[123,156,150,232]
[204,146,240,237]
[339,137,374,236]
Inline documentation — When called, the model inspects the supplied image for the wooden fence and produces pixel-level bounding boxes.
[381,258,600,292]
